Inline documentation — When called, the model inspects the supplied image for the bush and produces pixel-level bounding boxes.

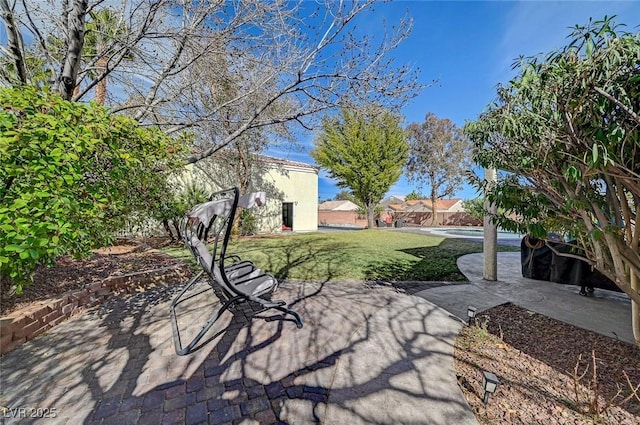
[0,86,183,292]
[153,182,209,241]
[239,209,258,236]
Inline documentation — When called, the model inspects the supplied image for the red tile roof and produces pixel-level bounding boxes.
[386,199,462,212]
[318,200,360,211]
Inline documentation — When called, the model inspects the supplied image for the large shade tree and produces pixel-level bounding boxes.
[0,0,423,288]
[1,0,421,165]
[464,17,640,344]
[312,106,409,228]
[405,113,472,225]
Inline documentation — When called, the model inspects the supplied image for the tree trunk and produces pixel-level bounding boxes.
[430,188,438,226]
[162,219,175,241]
[632,271,640,346]
[367,202,375,229]
[172,220,182,242]
[56,0,88,100]
[95,53,108,105]
[0,0,28,84]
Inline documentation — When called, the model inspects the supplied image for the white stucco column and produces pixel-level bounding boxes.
[483,168,497,281]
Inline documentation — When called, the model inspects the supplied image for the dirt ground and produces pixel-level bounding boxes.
[455,303,640,424]
[0,238,181,315]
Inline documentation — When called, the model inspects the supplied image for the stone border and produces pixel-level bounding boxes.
[0,262,190,355]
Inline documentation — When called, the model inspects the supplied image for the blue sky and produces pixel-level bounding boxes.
[3,1,638,202]
[273,0,640,202]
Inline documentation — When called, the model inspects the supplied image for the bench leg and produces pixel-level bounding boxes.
[274,305,304,329]
[171,296,240,355]
[170,272,244,355]
[246,297,303,328]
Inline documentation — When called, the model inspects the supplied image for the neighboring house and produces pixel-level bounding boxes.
[380,195,405,207]
[184,155,319,233]
[379,198,480,226]
[427,199,465,214]
[318,200,367,228]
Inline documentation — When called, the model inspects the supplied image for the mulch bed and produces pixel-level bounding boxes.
[455,303,640,424]
[0,238,183,316]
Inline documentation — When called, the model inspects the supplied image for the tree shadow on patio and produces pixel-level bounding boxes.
[0,237,476,425]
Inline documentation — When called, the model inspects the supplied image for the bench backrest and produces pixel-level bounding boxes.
[181,187,266,298]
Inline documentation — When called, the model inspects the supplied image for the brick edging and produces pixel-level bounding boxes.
[0,262,191,355]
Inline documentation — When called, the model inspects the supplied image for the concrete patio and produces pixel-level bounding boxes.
[0,277,475,425]
[0,249,633,424]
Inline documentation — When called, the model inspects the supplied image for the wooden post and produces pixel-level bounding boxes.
[483,168,497,281]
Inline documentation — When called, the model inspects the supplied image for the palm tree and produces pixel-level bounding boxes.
[84,8,128,105]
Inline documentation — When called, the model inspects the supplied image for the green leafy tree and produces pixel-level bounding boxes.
[464,17,640,344]
[462,198,486,222]
[462,197,508,222]
[0,86,183,293]
[405,190,427,201]
[405,113,472,225]
[312,107,408,228]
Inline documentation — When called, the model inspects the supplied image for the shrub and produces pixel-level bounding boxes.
[0,86,183,292]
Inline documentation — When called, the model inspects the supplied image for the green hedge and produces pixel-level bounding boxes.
[0,86,183,292]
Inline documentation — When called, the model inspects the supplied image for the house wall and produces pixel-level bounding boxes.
[318,211,367,228]
[263,165,318,233]
[248,199,281,234]
[180,159,318,234]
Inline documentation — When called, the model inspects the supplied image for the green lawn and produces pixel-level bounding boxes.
[162,229,519,282]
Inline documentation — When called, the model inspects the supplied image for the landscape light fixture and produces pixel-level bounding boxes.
[482,371,499,404]
[467,306,477,325]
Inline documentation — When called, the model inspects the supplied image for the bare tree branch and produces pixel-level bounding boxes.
[593,85,640,125]
[3,0,422,168]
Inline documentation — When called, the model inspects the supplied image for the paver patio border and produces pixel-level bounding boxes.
[0,262,190,355]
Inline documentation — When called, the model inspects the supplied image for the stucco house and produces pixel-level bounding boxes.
[184,155,319,233]
[318,200,366,228]
[259,156,319,233]
[380,198,479,226]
